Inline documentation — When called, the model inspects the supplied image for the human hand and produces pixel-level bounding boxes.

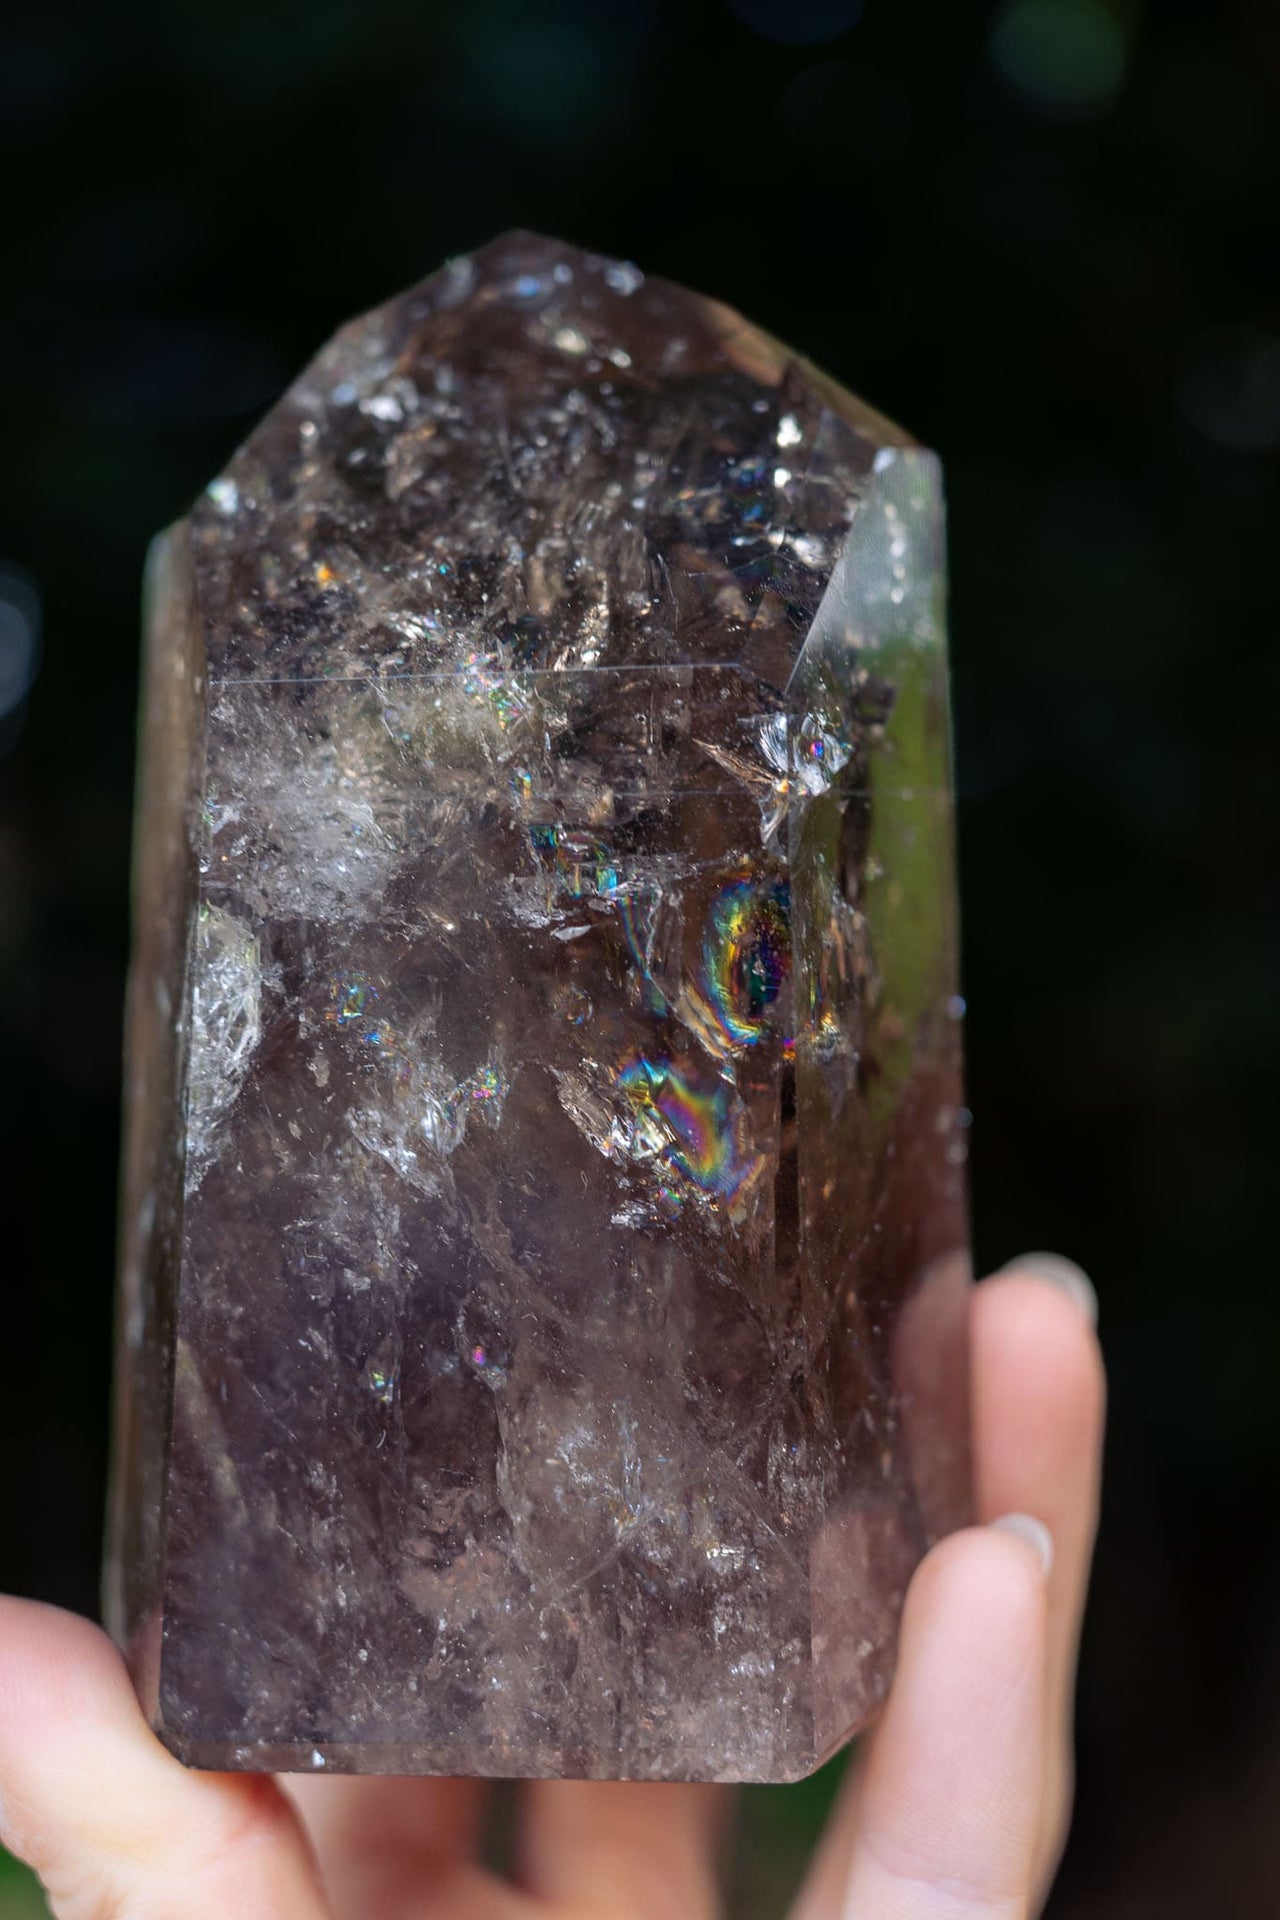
[0,1257,1103,1919]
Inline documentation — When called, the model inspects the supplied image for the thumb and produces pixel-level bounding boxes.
[0,1596,332,1919]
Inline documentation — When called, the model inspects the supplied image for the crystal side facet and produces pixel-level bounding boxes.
[105,232,971,1783]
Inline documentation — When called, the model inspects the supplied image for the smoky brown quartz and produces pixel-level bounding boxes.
[105,232,971,1782]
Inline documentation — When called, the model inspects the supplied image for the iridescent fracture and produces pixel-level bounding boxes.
[698,878,791,1049]
[615,1052,758,1204]
[107,232,971,1785]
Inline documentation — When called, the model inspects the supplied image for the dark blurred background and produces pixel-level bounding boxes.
[1,0,1277,1913]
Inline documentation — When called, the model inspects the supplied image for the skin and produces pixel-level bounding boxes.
[0,1260,1104,1920]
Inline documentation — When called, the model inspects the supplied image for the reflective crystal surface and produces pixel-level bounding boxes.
[106,232,971,1782]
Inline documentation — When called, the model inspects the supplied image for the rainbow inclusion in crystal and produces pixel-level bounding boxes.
[615,1051,756,1200]
[698,878,790,1048]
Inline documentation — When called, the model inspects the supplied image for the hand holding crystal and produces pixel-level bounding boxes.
[0,1258,1103,1919]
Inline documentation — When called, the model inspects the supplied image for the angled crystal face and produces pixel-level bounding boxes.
[106,232,970,1782]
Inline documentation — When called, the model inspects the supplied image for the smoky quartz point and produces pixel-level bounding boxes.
[106,232,971,1782]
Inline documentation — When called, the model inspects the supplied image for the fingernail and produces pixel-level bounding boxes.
[990,1512,1054,1576]
[1000,1251,1097,1326]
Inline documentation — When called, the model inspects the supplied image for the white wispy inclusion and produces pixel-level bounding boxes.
[349,1051,508,1195]
[186,903,261,1180]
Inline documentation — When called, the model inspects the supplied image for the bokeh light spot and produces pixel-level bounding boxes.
[0,565,41,726]
[989,0,1127,122]
[726,0,862,49]
[449,0,657,151]
[1178,326,1280,455]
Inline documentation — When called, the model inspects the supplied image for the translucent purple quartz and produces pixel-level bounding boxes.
[105,232,971,1782]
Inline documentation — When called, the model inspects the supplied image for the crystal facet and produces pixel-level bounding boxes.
[106,232,971,1782]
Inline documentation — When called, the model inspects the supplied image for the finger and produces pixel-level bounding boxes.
[794,1522,1050,1920]
[517,1779,729,1920]
[0,1596,333,1919]
[974,1260,1105,1886]
[284,1775,513,1920]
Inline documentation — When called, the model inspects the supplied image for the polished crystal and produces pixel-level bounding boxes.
[106,232,971,1781]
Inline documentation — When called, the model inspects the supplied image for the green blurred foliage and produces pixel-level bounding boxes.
[0,1852,47,1920]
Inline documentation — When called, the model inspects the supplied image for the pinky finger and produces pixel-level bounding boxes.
[794,1520,1050,1920]
[0,1597,333,1920]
